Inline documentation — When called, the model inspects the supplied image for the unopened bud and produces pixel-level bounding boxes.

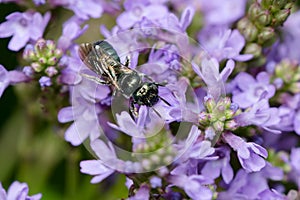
[54,49,63,58]
[46,40,56,50]
[204,96,216,113]
[199,112,210,125]
[261,0,273,9]
[237,18,258,42]
[212,121,224,133]
[35,38,47,56]
[225,120,238,130]
[274,0,288,9]
[48,57,58,65]
[39,57,47,65]
[249,3,262,20]
[288,82,300,94]
[224,109,235,120]
[243,43,262,58]
[31,62,43,72]
[45,66,58,77]
[273,9,290,26]
[258,27,275,44]
[257,11,271,26]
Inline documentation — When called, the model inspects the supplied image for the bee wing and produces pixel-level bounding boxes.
[78,43,105,76]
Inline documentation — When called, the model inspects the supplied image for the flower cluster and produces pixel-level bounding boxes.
[0,0,300,199]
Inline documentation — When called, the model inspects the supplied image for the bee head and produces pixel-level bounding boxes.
[133,82,159,107]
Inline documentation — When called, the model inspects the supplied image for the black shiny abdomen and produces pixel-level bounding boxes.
[118,70,142,98]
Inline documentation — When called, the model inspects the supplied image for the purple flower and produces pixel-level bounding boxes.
[223,132,268,172]
[0,65,29,97]
[231,72,276,108]
[117,0,168,29]
[270,11,300,62]
[39,76,52,87]
[198,27,253,62]
[159,6,195,33]
[218,164,284,200]
[199,0,247,26]
[150,176,162,188]
[235,99,281,134]
[192,58,235,100]
[276,93,300,135]
[58,78,110,145]
[169,174,214,200]
[0,65,10,97]
[0,11,50,51]
[161,78,200,123]
[139,45,181,83]
[33,0,46,5]
[80,140,116,183]
[201,146,234,184]
[128,184,150,200]
[108,106,164,138]
[58,46,83,85]
[0,181,42,200]
[289,148,300,187]
[58,20,88,51]
[50,0,103,20]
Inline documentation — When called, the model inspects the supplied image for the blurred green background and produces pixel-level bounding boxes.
[0,3,127,199]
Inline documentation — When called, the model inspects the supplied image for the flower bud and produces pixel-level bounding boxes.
[46,40,56,50]
[23,46,35,60]
[22,66,34,77]
[257,11,271,26]
[35,38,47,56]
[273,9,290,26]
[31,62,43,72]
[224,109,235,120]
[39,76,52,88]
[284,2,294,10]
[212,121,224,133]
[237,18,258,42]
[39,57,47,65]
[54,49,63,59]
[288,82,300,94]
[274,0,289,9]
[45,66,58,77]
[199,112,210,125]
[249,3,262,20]
[243,43,262,58]
[257,27,275,44]
[224,120,238,131]
[261,0,273,9]
[48,57,58,65]
[204,96,216,113]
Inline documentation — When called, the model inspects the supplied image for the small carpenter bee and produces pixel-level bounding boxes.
[78,40,167,117]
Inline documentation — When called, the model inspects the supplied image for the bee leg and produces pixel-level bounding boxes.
[159,96,171,106]
[124,56,130,67]
[141,73,155,82]
[107,65,120,90]
[129,99,138,118]
[80,73,110,85]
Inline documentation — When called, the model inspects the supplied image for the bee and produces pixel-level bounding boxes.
[78,40,167,117]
